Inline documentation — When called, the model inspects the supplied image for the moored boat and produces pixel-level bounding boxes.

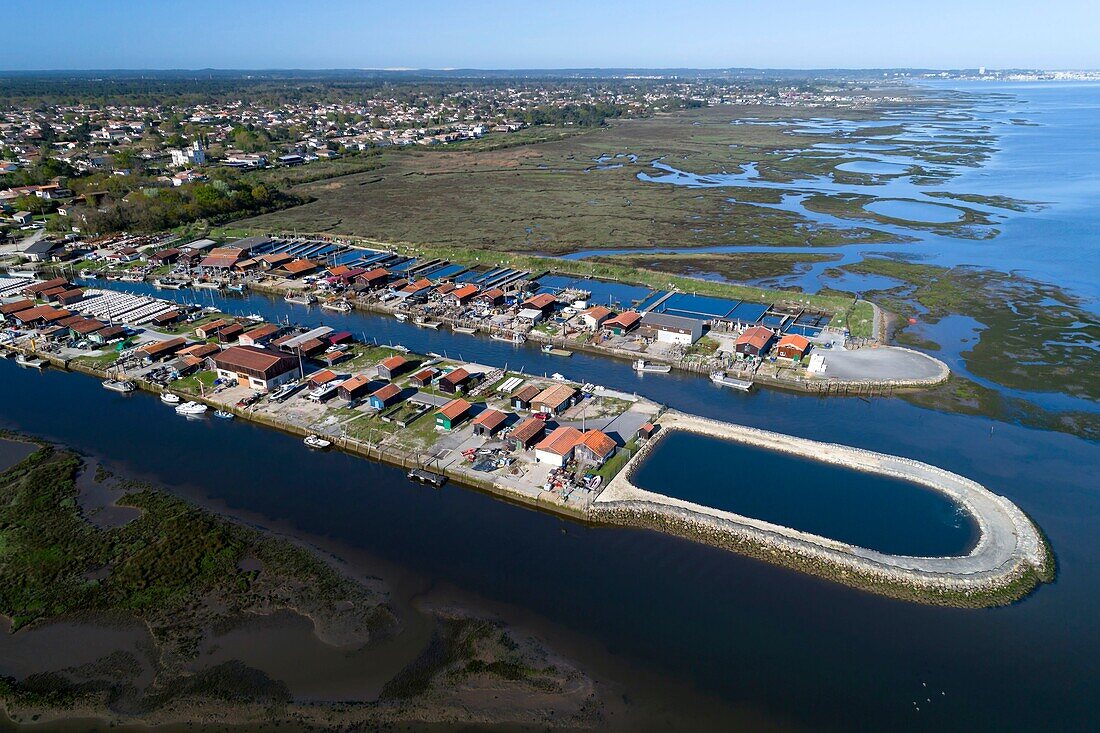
[174,401,208,415]
[213,410,235,419]
[284,293,317,305]
[102,379,136,393]
[227,283,245,293]
[393,312,408,322]
[15,354,45,369]
[160,391,182,405]
[710,371,754,391]
[321,299,352,313]
[491,331,526,344]
[633,359,671,374]
[304,434,332,449]
[452,325,477,334]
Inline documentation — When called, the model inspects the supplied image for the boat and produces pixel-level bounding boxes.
[491,332,526,344]
[175,401,208,415]
[227,283,245,293]
[452,325,477,334]
[710,371,754,391]
[393,312,408,322]
[551,372,567,381]
[245,313,264,323]
[304,434,332,449]
[213,410,235,419]
[160,392,182,404]
[15,354,45,369]
[102,379,136,393]
[633,359,672,374]
[542,344,573,357]
[120,274,144,283]
[284,293,317,306]
[153,278,184,290]
[585,475,603,490]
[391,344,410,353]
[415,317,442,329]
[321,300,352,313]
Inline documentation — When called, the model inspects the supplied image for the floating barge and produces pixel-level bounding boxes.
[408,468,446,487]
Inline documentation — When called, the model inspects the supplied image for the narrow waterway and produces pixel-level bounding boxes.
[2,340,1098,731]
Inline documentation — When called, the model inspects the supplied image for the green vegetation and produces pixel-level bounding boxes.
[594,438,640,482]
[925,191,1043,212]
[589,251,841,286]
[173,369,218,395]
[801,193,996,238]
[237,106,918,253]
[71,350,122,368]
[0,439,394,711]
[844,258,1100,402]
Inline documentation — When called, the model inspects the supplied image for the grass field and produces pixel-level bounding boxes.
[235,104,964,254]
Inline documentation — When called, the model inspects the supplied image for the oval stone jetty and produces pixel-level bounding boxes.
[592,412,1053,607]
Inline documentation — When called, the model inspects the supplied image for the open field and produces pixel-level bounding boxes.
[236,104,979,253]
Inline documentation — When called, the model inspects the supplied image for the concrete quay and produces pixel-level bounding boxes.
[593,412,1052,607]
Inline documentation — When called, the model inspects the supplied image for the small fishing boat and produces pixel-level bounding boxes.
[226,283,245,293]
[321,300,352,313]
[585,475,603,490]
[491,332,526,344]
[245,313,264,323]
[710,371,754,391]
[284,293,317,306]
[120,274,144,283]
[194,281,222,290]
[393,312,408,322]
[633,359,671,374]
[551,372,567,381]
[541,344,573,357]
[160,392,182,405]
[415,317,442,329]
[153,278,184,290]
[213,410,235,420]
[175,401,208,415]
[102,379,136,393]
[304,434,332,449]
[15,354,45,369]
[452,325,477,334]
[391,344,410,353]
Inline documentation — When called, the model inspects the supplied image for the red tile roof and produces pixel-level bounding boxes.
[437,398,471,420]
[535,426,583,456]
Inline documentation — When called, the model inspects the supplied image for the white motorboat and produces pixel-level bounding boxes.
[452,325,477,334]
[15,354,45,369]
[633,359,671,374]
[153,278,184,290]
[245,313,264,323]
[551,372,567,381]
[284,293,317,305]
[160,392,182,404]
[227,284,245,293]
[710,372,754,391]
[213,410,235,419]
[415,317,442,329]
[321,300,352,313]
[304,434,332,449]
[175,401,208,415]
[102,379,136,393]
[393,312,408,322]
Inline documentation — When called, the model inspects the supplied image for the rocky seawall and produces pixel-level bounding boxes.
[592,413,1052,608]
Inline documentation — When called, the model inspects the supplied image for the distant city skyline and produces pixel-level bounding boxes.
[4,0,1100,71]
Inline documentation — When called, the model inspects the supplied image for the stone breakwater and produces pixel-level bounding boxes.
[592,412,1053,607]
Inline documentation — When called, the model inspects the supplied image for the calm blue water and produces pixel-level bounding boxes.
[632,431,976,556]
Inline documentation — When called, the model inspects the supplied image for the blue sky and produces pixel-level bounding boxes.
[4,0,1099,71]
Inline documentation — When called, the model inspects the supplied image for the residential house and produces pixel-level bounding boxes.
[531,384,577,415]
[376,355,408,380]
[471,409,508,437]
[510,383,541,411]
[574,430,617,467]
[368,383,402,409]
[213,345,301,392]
[509,416,546,450]
[435,398,472,431]
[640,312,703,345]
[534,426,584,467]
[735,326,777,357]
[438,367,471,394]
[581,305,613,331]
[604,310,642,335]
[776,333,811,361]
